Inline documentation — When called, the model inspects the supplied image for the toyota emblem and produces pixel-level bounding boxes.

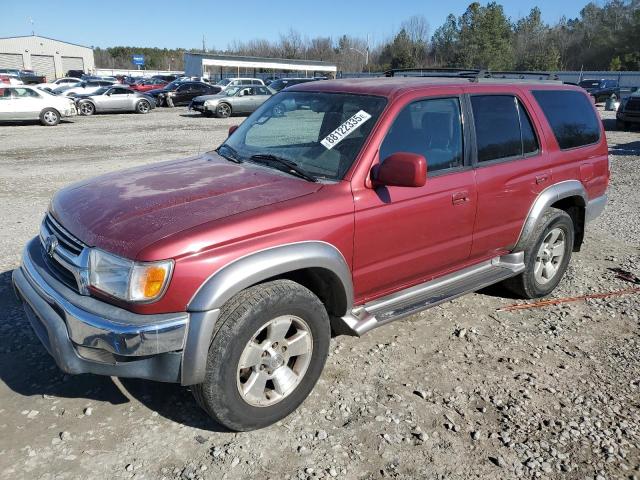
[45,235,58,257]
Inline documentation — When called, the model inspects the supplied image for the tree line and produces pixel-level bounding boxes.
[94,1,639,73]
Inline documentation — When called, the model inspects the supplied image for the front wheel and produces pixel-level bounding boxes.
[136,100,151,114]
[216,102,231,118]
[78,101,95,116]
[192,279,330,431]
[504,208,574,298]
[40,108,60,126]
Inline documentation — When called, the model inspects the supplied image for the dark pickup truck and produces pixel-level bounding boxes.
[578,79,620,102]
[0,68,47,84]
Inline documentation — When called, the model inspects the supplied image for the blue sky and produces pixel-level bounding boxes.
[2,1,588,50]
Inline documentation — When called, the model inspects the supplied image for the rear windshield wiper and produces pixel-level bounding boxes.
[249,154,317,182]
[215,144,243,163]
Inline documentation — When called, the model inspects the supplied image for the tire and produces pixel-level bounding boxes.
[136,100,151,114]
[78,101,95,116]
[616,120,629,131]
[39,108,60,126]
[216,102,231,118]
[192,279,331,431]
[503,208,574,299]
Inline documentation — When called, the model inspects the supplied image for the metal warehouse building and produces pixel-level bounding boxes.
[0,35,95,80]
[184,52,337,80]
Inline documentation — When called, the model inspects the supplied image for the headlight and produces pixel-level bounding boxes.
[89,249,173,302]
[204,100,217,106]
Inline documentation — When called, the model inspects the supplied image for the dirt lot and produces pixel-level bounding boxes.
[0,106,638,480]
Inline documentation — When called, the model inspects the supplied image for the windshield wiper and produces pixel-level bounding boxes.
[249,154,317,182]
[215,144,243,163]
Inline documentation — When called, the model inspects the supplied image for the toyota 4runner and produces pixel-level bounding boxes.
[13,75,609,431]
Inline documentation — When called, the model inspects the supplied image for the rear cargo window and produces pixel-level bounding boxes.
[532,90,600,149]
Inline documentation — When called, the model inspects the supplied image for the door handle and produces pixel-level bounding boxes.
[535,174,549,185]
[452,191,470,205]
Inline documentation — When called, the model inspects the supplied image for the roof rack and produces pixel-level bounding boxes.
[384,68,561,83]
[384,67,482,78]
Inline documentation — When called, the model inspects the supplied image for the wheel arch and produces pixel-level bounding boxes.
[514,180,587,252]
[188,241,353,315]
[182,241,353,386]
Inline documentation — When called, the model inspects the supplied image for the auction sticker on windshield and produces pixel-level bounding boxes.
[320,110,372,150]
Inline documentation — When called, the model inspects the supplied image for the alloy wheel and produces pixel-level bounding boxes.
[236,315,313,407]
[534,227,566,285]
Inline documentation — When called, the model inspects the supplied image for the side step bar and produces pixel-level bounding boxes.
[339,252,525,336]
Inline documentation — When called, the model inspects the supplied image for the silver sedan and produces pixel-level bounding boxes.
[74,85,155,115]
[189,85,273,118]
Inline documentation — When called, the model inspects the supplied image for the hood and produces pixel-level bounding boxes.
[50,153,323,259]
[194,94,224,102]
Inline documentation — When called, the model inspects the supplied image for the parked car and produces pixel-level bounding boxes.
[189,85,273,117]
[152,74,181,83]
[216,77,265,88]
[0,73,24,85]
[66,70,85,79]
[131,78,168,92]
[36,77,81,92]
[0,85,77,125]
[0,69,46,84]
[53,80,117,97]
[267,77,317,92]
[578,79,620,102]
[75,85,155,115]
[155,81,221,107]
[615,91,640,130]
[12,77,608,431]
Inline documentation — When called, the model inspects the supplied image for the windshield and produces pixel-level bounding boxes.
[223,86,242,96]
[217,79,231,86]
[164,80,182,91]
[222,91,387,181]
[579,80,601,88]
[93,87,110,95]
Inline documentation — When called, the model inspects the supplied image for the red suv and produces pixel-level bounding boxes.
[13,74,608,431]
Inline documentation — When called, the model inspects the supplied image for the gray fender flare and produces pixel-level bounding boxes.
[181,241,353,385]
[513,180,587,251]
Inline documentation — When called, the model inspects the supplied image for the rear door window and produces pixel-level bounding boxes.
[532,90,600,149]
[380,97,464,174]
[470,95,539,163]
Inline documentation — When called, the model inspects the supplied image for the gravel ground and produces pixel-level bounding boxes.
[0,107,638,480]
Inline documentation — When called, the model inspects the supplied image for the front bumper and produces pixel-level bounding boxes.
[616,111,640,124]
[11,238,188,382]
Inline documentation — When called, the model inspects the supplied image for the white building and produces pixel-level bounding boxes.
[184,53,337,80]
[0,35,95,79]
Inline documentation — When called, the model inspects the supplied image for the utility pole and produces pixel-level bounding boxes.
[202,35,206,53]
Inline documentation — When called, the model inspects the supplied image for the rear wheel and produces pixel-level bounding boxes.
[216,102,231,118]
[503,208,574,298]
[40,108,60,126]
[192,279,330,431]
[136,100,151,114]
[78,101,95,116]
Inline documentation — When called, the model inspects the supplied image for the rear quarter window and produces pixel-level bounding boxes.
[532,90,601,150]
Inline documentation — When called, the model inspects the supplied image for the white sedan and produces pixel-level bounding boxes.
[37,77,81,91]
[53,79,117,97]
[0,85,77,126]
[0,73,24,86]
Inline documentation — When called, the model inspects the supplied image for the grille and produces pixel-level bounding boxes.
[43,214,84,255]
[39,214,87,293]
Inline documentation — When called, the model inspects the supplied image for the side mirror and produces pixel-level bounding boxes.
[373,152,427,188]
[228,125,239,136]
